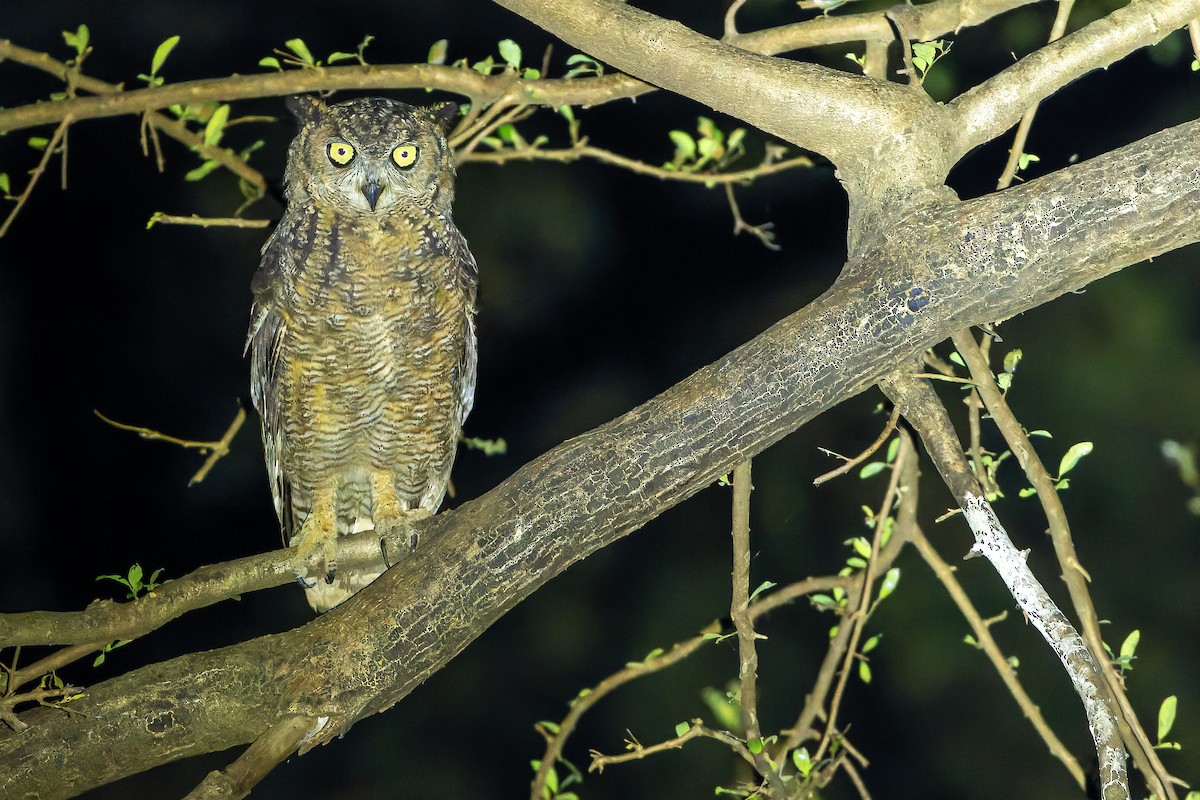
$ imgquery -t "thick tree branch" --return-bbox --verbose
[950,0,1200,157]
[489,0,937,186]
[1,116,1195,798]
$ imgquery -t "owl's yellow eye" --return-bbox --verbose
[392,145,419,169]
[327,142,356,167]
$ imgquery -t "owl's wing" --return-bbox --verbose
[247,234,295,543]
[454,231,480,425]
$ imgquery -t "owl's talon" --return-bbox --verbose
[295,575,318,590]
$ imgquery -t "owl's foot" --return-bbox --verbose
[289,526,338,589]
[377,508,432,568]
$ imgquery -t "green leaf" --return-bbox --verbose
[62,24,90,56]
[792,747,813,778]
[727,128,746,152]
[472,55,496,75]
[1158,695,1178,742]
[203,104,231,146]
[675,721,690,737]
[522,68,541,80]
[545,765,559,794]
[127,563,143,588]
[668,130,696,162]
[1003,348,1023,374]
[185,159,220,182]
[748,580,776,602]
[498,38,522,69]
[1058,441,1094,477]
[28,136,50,151]
[93,651,106,667]
[849,537,872,559]
[150,35,181,76]
[259,56,282,70]
[878,567,901,599]
[1018,486,1037,498]
[949,351,965,366]
[1017,152,1041,172]
[858,660,872,683]
[862,634,881,653]
[1119,629,1140,660]
[747,736,763,754]
[427,39,449,65]
[538,720,560,735]
[564,54,603,78]
[845,556,867,569]
[327,51,357,64]
[286,38,315,65]
[858,461,887,479]
[0,173,9,195]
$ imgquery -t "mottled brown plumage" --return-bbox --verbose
[247,96,477,611]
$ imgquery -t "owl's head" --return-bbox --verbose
[282,95,460,217]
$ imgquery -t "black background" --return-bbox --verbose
[2,1,1199,798]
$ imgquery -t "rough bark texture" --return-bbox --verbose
[2,115,1197,799]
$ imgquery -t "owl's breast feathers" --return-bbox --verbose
[249,202,478,539]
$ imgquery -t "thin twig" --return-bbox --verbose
[723,183,780,250]
[529,622,719,800]
[814,404,900,485]
[0,117,71,239]
[908,523,1086,788]
[148,213,272,229]
[94,406,246,486]
[461,141,814,186]
[589,719,758,773]
[729,461,786,795]
[813,440,908,764]
[723,0,752,41]
[995,0,1076,189]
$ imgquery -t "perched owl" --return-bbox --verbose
[247,95,478,612]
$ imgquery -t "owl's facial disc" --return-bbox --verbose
[362,174,385,212]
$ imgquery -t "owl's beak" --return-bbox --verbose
[362,176,384,211]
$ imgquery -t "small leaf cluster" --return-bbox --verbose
[432,38,543,80]
[96,563,163,601]
[259,36,374,70]
[911,39,953,82]
[664,117,747,174]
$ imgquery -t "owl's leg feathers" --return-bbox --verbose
[290,485,338,588]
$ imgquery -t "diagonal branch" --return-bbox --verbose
[949,0,1200,158]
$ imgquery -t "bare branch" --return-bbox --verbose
[950,0,1200,158]
[0,50,650,134]
[727,0,1036,54]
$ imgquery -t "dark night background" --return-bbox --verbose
[2,1,1199,798]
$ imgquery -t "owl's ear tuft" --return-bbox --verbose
[286,95,326,124]
[425,102,461,137]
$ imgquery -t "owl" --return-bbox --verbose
[246,95,478,612]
